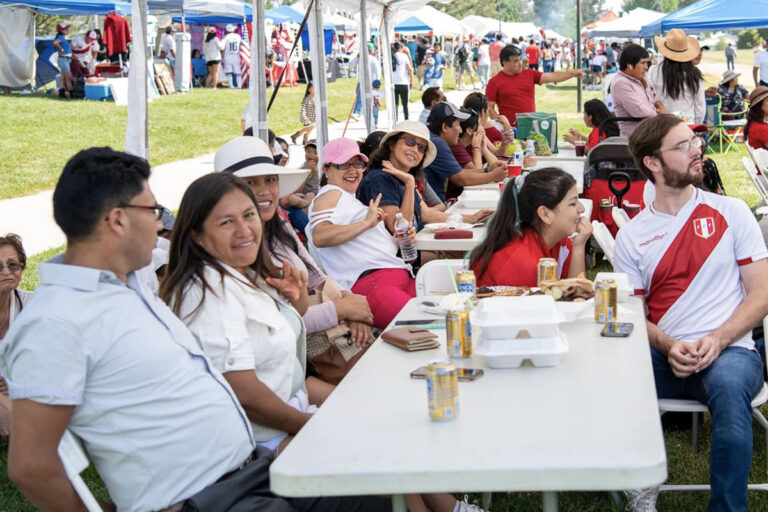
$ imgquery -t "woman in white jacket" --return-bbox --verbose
[647,29,705,124]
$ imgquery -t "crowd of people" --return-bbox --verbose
[5,28,768,512]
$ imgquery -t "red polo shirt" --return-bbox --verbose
[486,68,543,126]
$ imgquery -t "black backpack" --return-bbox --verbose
[70,75,85,99]
[457,44,468,64]
[391,46,398,72]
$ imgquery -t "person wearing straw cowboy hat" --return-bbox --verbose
[713,70,750,116]
[745,86,768,150]
[647,28,706,124]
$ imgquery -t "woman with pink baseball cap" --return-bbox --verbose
[307,138,415,329]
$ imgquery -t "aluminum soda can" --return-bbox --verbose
[537,258,558,286]
[594,279,618,323]
[446,308,472,358]
[426,360,459,421]
[455,270,476,299]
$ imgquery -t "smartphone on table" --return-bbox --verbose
[600,322,634,337]
[410,366,484,381]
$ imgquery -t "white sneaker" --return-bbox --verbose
[624,487,659,512]
[456,495,486,512]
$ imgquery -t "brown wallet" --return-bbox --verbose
[434,228,473,239]
[381,327,440,351]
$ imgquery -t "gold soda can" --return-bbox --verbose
[537,258,558,286]
[446,308,472,358]
[427,360,459,421]
[594,279,618,323]
[456,270,477,299]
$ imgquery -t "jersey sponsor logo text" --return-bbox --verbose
[693,217,715,239]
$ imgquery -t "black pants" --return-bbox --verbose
[394,84,409,121]
[181,447,391,512]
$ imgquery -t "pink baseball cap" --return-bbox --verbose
[322,138,369,166]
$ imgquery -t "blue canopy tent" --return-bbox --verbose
[640,0,768,35]
[394,16,431,33]
[172,2,259,23]
[300,20,334,54]
[0,0,131,14]
[265,5,304,24]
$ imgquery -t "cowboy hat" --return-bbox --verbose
[654,29,700,63]
[720,70,741,86]
[749,86,768,109]
[214,137,310,198]
[379,120,437,168]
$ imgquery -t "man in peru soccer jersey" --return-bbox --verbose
[614,114,768,512]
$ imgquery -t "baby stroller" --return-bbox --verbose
[582,136,647,237]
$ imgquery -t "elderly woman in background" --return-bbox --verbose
[715,70,750,117]
[161,172,331,454]
[0,233,32,436]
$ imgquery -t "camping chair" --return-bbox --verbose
[414,259,465,296]
[741,157,768,218]
[590,221,615,265]
[58,430,103,512]
[705,94,747,155]
[657,317,768,493]
[746,144,768,191]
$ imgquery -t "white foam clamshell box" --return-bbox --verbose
[476,333,569,368]
[457,189,500,209]
[471,295,565,339]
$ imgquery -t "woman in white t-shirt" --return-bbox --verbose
[392,41,413,120]
[203,27,225,88]
[477,40,491,87]
[162,172,332,454]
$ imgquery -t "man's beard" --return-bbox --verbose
[660,156,703,189]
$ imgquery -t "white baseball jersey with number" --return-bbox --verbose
[614,188,767,350]
[222,33,242,73]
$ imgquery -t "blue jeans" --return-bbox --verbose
[726,56,735,71]
[373,105,379,127]
[353,83,362,115]
[477,64,489,86]
[651,344,763,511]
[228,72,241,89]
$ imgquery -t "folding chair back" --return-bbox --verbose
[590,221,615,265]
[58,430,103,512]
[415,259,466,296]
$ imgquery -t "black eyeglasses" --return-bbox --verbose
[117,204,166,220]
[332,161,366,170]
[0,262,23,273]
[402,136,428,153]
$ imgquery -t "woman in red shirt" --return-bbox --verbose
[563,99,618,151]
[470,168,592,287]
[745,86,768,150]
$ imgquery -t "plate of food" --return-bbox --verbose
[422,222,473,233]
[476,285,529,298]
[536,277,595,302]
[418,293,474,315]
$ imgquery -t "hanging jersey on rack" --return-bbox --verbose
[103,12,131,58]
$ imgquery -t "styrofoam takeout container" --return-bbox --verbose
[556,299,593,322]
[476,332,569,368]
[594,272,631,302]
[457,190,500,209]
[471,295,565,339]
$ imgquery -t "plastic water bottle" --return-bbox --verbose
[394,213,418,263]
[514,144,523,167]
[524,139,536,158]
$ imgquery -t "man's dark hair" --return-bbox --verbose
[619,43,649,71]
[611,42,619,49]
[393,41,401,51]
[165,26,173,34]
[53,147,150,241]
[495,34,502,41]
[499,44,522,65]
[427,104,456,136]
[628,114,684,184]
[422,86,443,108]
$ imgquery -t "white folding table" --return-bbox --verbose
[414,202,494,252]
[270,297,667,512]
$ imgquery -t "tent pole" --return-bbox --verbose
[359,0,373,134]
[381,9,396,130]
[125,0,148,159]
[576,0,582,113]
[309,0,329,167]
[251,0,268,143]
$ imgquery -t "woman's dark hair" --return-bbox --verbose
[369,132,428,183]
[263,214,317,277]
[583,98,618,138]
[744,99,766,141]
[304,80,313,98]
[463,92,489,115]
[469,168,576,280]
[459,108,479,135]
[659,59,702,100]
[359,131,387,158]
[619,44,649,71]
[0,234,26,270]
[159,172,278,318]
[205,31,216,43]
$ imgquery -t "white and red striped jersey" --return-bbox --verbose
[614,188,767,350]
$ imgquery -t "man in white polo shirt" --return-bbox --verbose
[0,147,389,512]
[754,39,768,87]
[615,114,768,512]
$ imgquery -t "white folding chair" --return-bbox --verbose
[414,259,465,296]
[741,157,768,217]
[611,207,630,230]
[58,430,103,511]
[657,316,768,492]
[590,220,615,265]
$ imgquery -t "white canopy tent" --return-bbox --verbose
[459,15,538,41]
[584,7,665,38]
[393,5,469,36]
[503,21,538,40]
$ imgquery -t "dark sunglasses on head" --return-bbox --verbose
[402,136,428,153]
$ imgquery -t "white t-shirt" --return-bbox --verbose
[393,52,410,85]
[592,54,607,68]
[478,44,490,66]
[614,188,768,350]
[161,33,175,55]
[755,50,768,83]
[203,37,224,62]
[222,32,242,71]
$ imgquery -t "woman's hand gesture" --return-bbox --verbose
[364,193,386,228]
[382,160,416,187]
[571,215,593,247]
[266,259,308,301]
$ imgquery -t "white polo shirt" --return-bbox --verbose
[614,188,768,350]
[0,258,254,512]
[755,50,768,84]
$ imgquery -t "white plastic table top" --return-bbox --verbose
[270,297,667,511]
[414,202,493,252]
